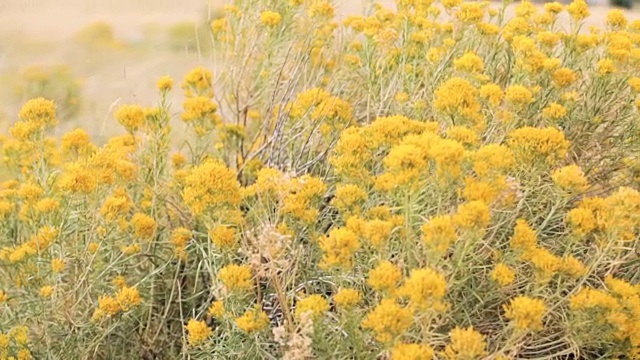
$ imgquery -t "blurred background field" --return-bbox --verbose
[0,0,639,144]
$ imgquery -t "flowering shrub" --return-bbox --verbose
[73,21,120,49]
[0,0,639,359]
[12,65,83,121]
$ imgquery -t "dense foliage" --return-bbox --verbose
[0,0,639,359]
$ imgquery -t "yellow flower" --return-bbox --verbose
[544,2,564,13]
[367,261,402,295]
[537,31,561,47]
[170,227,191,258]
[627,77,640,93]
[218,264,253,292]
[430,139,466,178]
[606,9,627,28]
[560,256,587,278]
[319,227,360,269]
[32,226,59,250]
[454,52,484,73]
[18,97,57,126]
[183,160,241,216]
[57,162,97,194]
[131,213,157,240]
[61,128,94,155]
[477,22,499,36]
[51,258,65,273]
[281,175,327,223]
[0,290,7,303]
[332,184,368,214]
[116,286,142,311]
[308,1,335,18]
[491,263,516,286]
[479,83,503,107]
[566,206,597,237]
[96,295,120,317]
[18,183,43,201]
[333,288,361,310]
[454,201,491,232]
[208,300,224,318]
[39,285,54,298]
[395,91,410,104]
[362,299,413,343]
[35,198,59,214]
[509,219,538,251]
[391,342,435,360]
[10,326,29,345]
[181,66,213,97]
[434,77,480,117]
[551,165,589,193]
[567,0,590,21]
[112,275,127,288]
[181,96,220,127]
[235,305,270,333]
[542,102,567,120]
[88,242,100,254]
[421,215,457,254]
[0,200,13,219]
[544,58,562,71]
[17,349,31,360]
[295,294,329,319]
[597,58,615,75]
[462,177,505,204]
[552,68,577,87]
[472,145,515,178]
[156,75,173,91]
[505,85,534,108]
[209,225,237,250]
[441,0,462,8]
[605,275,637,298]
[363,219,393,247]
[443,327,488,360]
[569,287,619,311]
[507,126,570,165]
[185,319,212,346]
[115,104,145,132]
[381,143,428,187]
[503,296,547,331]
[446,126,479,147]
[398,268,448,312]
[260,10,283,27]
[456,2,485,23]
[171,152,187,169]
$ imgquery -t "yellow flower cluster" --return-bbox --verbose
[235,305,270,333]
[185,319,212,346]
[318,227,360,269]
[295,294,329,319]
[92,286,141,320]
[443,327,488,360]
[260,11,283,27]
[218,264,253,293]
[503,296,547,332]
[361,299,413,343]
[182,160,241,217]
[398,268,448,312]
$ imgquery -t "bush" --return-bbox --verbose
[73,21,120,49]
[12,65,83,121]
[0,1,638,359]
